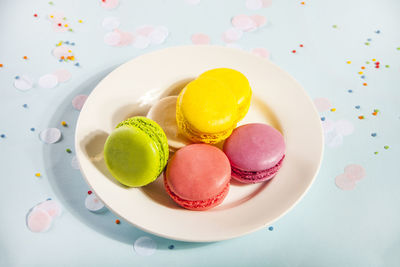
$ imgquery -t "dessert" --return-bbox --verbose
[223,123,285,183]
[104,116,169,187]
[164,144,231,210]
[176,77,238,144]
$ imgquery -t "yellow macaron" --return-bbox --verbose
[199,68,252,121]
[176,77,238,144]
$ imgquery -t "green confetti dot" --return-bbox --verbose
[374,109,379,113]
[68,28,73,32]
[385,65,390,68]
[397,47,400,51]
[66,148,72,153]
[365,42,370,46]
[366,61,370,64]
[374,151,379,155]
[332,25,338,28]
[48,1,54,5]
[63,17,67,20]
[384,145,389,150]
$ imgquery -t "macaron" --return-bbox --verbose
[164,144,231,210]
[223,123,285,184]
[146,96,191,152]
[176,77,238,144]
[200,68,252,121]
[104,116,169,187]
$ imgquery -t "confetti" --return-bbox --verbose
[261,0,272,7]
[71,156,80,170]
[134,237,157,256]
[132,35,150,49]
[322,118,354,147]
[251,48,270,59]
[104,31,122,46]
[363,83,367,86]
[361,75,365,79]
[361,66,365,69]
[222,28,243,43]
[78,20,83,23]
[168,245,175,249]
[102,17,120,31]
[330,108,336,112]
[358,115,364,120]
[321,117,325,121]
[384,145,389,150]
[66,148,72,153]
[191,33,210,45]
[358,71,363,75]
[250,15,267,28]
[231,15,256,31]
[332,25,338,28]
[0,64,3,67]
[34,13,38,17]
[365,42,370,46]
[72,94,88,110]
[35,173,41,177]
[292,50,296,53]
[346,61,351,64]
[61,121,67,127]
[26,200,61,233]
[374,151,378,155]
[301,1,305,5]
[246,0,262,10]
[38,74,58,89]
[39,128,61,144]
[115,29,134,46]
[148,26,169,45]
[88,190,92,195]
[115,219,121,224]
[268,226,274,231]
[335,164,366,190]
[23,104,28,108]
[36,199,62,218]
[14,75,33,91]
[136,25,155,37]
[23,56,28,60]
[100,0,119,10]
[53,69,71,82]
[385,65,390,68]
[30,128,35,131]
[299,44,304,47]
[348,90,353,93]
[371,133,377,137]
[0,134,5,138]
[313,97,332,112]
[85,193,105,212]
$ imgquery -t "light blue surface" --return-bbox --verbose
[1,0,399,266]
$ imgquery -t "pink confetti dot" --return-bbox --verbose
[104,31,122,46]
[27,209,52,233]
[261,0,272,7]
[313,97,332,112]
[72,95,88,110]
[222,28,243,43]
[53,69,71,83]
[100,0,119,10]
[335,173,356,191]
[231,15,256,31]
[52,21,68,33]
[344,164,366,181]
[116,30,135,46]
[252,48,270,59]
[136,25,155,37]
[35,200,61,218]
[250,15,267,28]
[191,33,210,45]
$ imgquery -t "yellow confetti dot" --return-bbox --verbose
[64,24,69,27]
[358,71,363,75]
[78,20,83,23]
[68,50,72,53]
[61,121,67,126]
[50,15,54,18]
[330,108,336,112]
[346,61,351,64]
[372,58,376,62]
[71,56,75,61]
[35,173,41,177]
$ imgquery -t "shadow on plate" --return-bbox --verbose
[43,67,209,249]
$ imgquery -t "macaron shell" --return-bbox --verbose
[231,156,285,183]
[165,144,231,201]
[223,123,285,171]
[104,126,160,187]
[146,96,191,151]
[199,68,252,120]
[178,78,238,134]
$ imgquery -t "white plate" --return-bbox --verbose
[75,46,323,242]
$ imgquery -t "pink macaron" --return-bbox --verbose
[164,144,231,211]
[223,123,285,184]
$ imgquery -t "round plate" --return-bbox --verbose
[75,46,323,242]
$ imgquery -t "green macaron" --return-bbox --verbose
[104,116,169,187]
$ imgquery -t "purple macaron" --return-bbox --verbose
[223,123,285,184]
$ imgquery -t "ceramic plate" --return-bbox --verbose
[75,46,323,242]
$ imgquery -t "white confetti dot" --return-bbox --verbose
[39,128,62,144]
[325,129,343,147]
[14,75,33,91]
[133,35,150,49]
[222,28,243,43]
[71,156,80,170]
[38,74,58,89]
[148,26,169,45]
[72,95,88,110]
[136,25,155,37]
[53,69,71,83]
[134,236,157,256]
[246,0,262,10]
[102,17,120,31]
[85,193,105,212]
[104,31,122,46]
[334,120,354,136]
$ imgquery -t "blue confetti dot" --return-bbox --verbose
[30,128,35,132]
[0,134,5,138]
[375,30,380,34]
[348,89,353,93]
[268,226,274,231]
[59,59,63,62]
[71,42,75,46]
[367,38,372,41]
[47,198,52,201]
[65,41,70,44]
[361,75,365,79]
[23,104,28,108]
[168,245,175,250]
[371,133,377,137]
[15,76,20,79]
[355,105,360,109]
[321,117,325,121]
[75,63,80,67]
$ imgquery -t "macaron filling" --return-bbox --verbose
[231,156,285,183]
[164,176,229,210]
[117,117,168,174]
